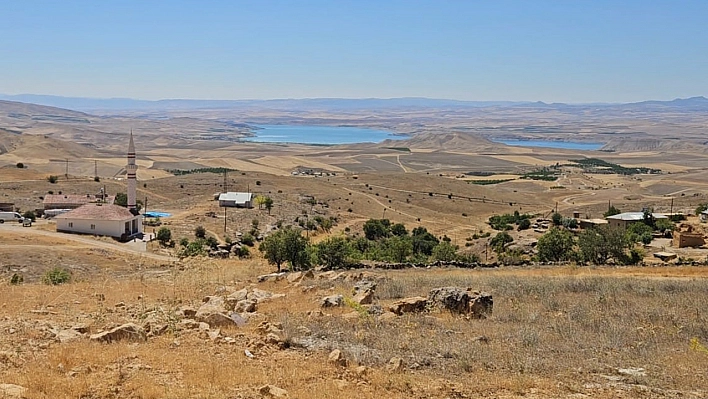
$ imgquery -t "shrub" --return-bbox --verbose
[47,175,58,184]
[43,267,71,285]
[537,228,575,262]
[16,162,24,168]
[22,210,36,222]
[179,237,189,247]
[194,226,206,239]
[518,218,531,230]
[156,227,172,245]
[10,273,23,285]
[94,176,100,182]
[241,233,255,247]
[490,231,514,254]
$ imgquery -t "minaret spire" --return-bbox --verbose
[126,130,138,215]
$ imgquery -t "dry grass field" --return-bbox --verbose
[2,101,708,397]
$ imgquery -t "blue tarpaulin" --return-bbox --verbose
[143,211,171,218]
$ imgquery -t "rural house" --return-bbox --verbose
[605,212,668,229]
[218,192,253,208]
[55,203,142,240]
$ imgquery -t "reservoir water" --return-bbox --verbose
[244,125,404,144]
[495,140,604,150]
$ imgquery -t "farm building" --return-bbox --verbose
[218,192,253,208]
[55,203,142,240]
[605,212,668,229]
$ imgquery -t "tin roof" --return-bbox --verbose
[218,192,253,203]
[606,212,668,221]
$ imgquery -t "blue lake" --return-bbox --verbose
[243,125,404,144]
[495,140,604,150]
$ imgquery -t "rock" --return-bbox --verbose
[389,296,428,315]
[89,323,146,343]
[352,280,376,305]
[355,365,368,377]
[386,357,404,372]
[257,321,283,335]
[321,295,344,308]
[226,288,248,308]
[55,329,83,343]
[234,299,257,313]
[286,271,303,283]
[195,296,236,326]
[366,304,383,315]
[259,384,288,398]
[264,333,283,346]
[0,384,27,398]
[353,290,375,305]
[427,287,493,318]
[257,273,286,283]
[618,367,647,377]
[468,291,493,319]
[179,306,197,318]
[328,349,347,367]
[378,312,398,321]
[198,322,211,331]
[179,319,200,329]
[71,323,90,334]
[248,288,285,303]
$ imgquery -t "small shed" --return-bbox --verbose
[579,219,608,230]
[218,192,253,208]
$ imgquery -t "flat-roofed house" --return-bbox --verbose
[55,203,142,240]
[218,192,253,208]
[606,212,668,229]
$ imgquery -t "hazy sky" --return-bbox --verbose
[2,1,706,103]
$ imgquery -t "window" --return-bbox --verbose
[68,222,73,228]
[90,224,96,230]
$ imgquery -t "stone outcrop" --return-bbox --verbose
[352,280,376,305]
[389,296,428,315]
[259,384,288,398]
[90,323,146,343]
[427,287,493,318]
[321,294,344,308]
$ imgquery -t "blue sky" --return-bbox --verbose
[2,1,706,102]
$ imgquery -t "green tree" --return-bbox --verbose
[156,227,172,245]
[578,226,628,264]
[431,241,458,262]
[194,225,206,239]
[626,222,653,244]
[314,236,351,269]
[264,196,274,215]
[390,223,408,236]
[537,228,575,262]
[655,218,675,233]
[411,226,439,256]
[22,210,36,222]
[518,218,531,230]
[114,193,142,211]
[604,205,622,218]
[259,226,310,272]
[695,203,708,216]
[253,195,266,210]
[490,231,514,254]
[16,162,24,168]
[551,212,563,226]
[363,219,391,240]
[385,235,413,262]
[47,175,58,184]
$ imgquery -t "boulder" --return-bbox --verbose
[197,312,237,327]
[427,287,493,318]
[90,323,146,343]
[179,306,197,318]
[248,288,285,303]
[234,299,257,313]
[0,384,27,398]
[328,349,347,367]
[468,291,493,319]
[257,273,286,283]
[389,296,428,315]
[226,288,248,308]
[259,384,288,398]
[352,280,377,305]
[195,296,238,326]
[320,295,344,308]
[55,329,83,343]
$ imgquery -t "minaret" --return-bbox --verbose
[126,130,139,215]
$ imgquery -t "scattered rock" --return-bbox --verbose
[207,329,221,341]
[179,306,197,318]
[328,349,347,367]
[0,384,27,398]
[257,321,283,335]
[259,384,288,398]
[234,299,257,313]
[195,296,237,326]
[468,291,494,319]
[264,333,284,346]
[197,312,238,327]
[341,311,360,320]
[321,295,344,308]
[226,289,248,308]
[618,367,647,377]
[71,324,90,334]
[89,323,146,343]
[389,296,428,315]
[249,288,285,303]
[55,329,83,343]
[355,365,368,377]
[378,312,397,321]
[257,273,286,283]
[352,280,377,305]
[386,357,404,372]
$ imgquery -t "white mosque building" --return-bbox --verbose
[56,133,143,240]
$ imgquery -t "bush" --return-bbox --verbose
[156,227,172,245]
[47,175,58,184]
[490,231,514,254]
[22,210,36,221]
[179,237,189,247]
[43,267,71,285]
[94,176,100,182]
[518,218,531,230]
[241,233,255,247]
[537,228,575,262]
[16,162,24,168]
[194,225,206,239]
[10,273,23,285]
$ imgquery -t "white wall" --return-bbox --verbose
[56,216,142,238]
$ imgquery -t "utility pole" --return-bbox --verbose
[144,196,148,214]
[224,205,227,234]
[65,159,69,179]
[94,160,98,180]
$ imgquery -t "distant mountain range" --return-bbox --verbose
[0,93,706,113]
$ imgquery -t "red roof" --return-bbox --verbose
[55,203,137,221]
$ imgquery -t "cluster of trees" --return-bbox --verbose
[259,218,477,272]
[488,211,534,231]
